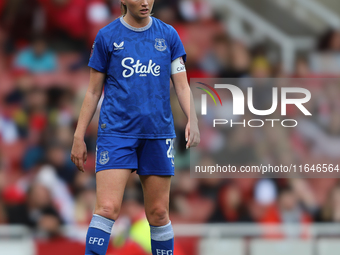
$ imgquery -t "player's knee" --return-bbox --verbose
[147,206,169,226]
[95,203,120,220]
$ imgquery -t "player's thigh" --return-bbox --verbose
[95,169,131,217]
[139,175,172,223]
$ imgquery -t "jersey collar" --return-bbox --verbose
[120,16,153,32]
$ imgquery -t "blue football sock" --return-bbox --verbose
[150,221,174,255]
[85,214,114,255]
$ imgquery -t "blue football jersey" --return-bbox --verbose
[88,16,186,139]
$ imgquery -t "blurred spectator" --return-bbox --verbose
[36,207,63,239]
[45,142,76,184]
[260,185,312,225]
[310,29,340,74]
[38,0,87,40]
[86,0,112,44]
[14,35,57,73]
[290,179,318,217]
[25,87,48,133]
[153,2,179,25]
[5,182,61,228]
[220,40,250,78]
[318,29,340,52]
[315,184,340,222]
[0,113,19,144]
[35,165,75,224]
[198,178,224,199]
[22,145,44,172]
[254,179,278,206]
[1,0,40,53]
[170,172,214,223]
[200,34,230,76]
[38,0,110,48]
[36,209,85,255]
[178,0,213,22]
[250,56,271,79]
[46,87,74,127]
[294,56,311,78]
[209,183,253,222]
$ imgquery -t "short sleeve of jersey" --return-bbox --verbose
[169,26,186,63]
[88,30,109,73]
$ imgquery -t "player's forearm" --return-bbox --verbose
[175,85,198,123]
[74,91,101,139]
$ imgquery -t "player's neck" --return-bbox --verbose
[123,14,151,29]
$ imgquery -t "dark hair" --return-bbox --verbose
[121,3,127,16]
[278,185,293,196]
[318,29,336,51]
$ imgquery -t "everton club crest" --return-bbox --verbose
[99,151,109,165]
[155,38,167,51]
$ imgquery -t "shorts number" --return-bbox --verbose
[166,139,174,158]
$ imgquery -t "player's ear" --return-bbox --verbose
[121,1,127,15]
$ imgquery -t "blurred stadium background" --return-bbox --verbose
[1,0,340,254]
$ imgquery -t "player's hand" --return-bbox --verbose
[185,120,200,149]
[70,136,87,172]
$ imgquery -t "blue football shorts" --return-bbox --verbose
[95,136,175,175]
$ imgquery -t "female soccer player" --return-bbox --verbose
[71,0,200,254]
